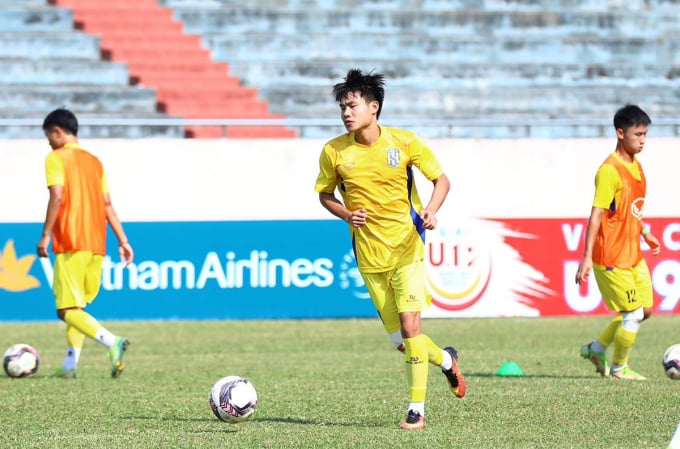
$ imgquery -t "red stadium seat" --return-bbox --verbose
[52,0,296,138]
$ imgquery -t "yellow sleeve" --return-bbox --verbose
[593,163,621,209]
[45,151,64,187]
[409,135,444,180]
[314,145,338,193]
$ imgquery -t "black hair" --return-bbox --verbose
[42,108,79,136]
[332,68,385,119]
[613,104,651,131]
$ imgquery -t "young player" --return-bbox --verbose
[575,104,660,380]
[314,69,466,430]
[37,108,134,379]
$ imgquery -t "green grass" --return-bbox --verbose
[2,315,680,448]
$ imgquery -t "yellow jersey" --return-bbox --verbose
[315,126,444,273]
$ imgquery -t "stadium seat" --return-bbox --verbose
[160,0,680,138]
[52,0,297,138]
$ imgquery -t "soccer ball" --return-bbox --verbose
[663,344,680,380]
[3,344,40,378]
[209,375,258,422]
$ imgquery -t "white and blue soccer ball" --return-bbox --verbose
[663,344,680,380]
[3,344,40,378]
[209,375,258,422]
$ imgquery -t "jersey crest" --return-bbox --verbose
[386,148,400,167]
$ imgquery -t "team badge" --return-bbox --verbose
[386,149,400,167]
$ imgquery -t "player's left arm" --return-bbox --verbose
[420,174,451,230]
[409,136,450,230]
[639,220,661,255]
[104,192,134,266]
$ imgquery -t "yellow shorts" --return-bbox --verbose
[593,258,653,313]
[362,260,428,334]
[53,252,104,310]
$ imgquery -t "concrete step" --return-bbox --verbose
[176,7,680,37]
[72,7,176,23]
[103,48,213,65]
[77,19,184,35]
[203,33,680,65]
[0,59,129,84]
[225,60,680,88]
[98,34,203,52]
[0,31,101,60]
[56,0,161,8]
[126,59,231,77]
[0,85,160,114]
[260,84,680,117]
[153,86,257,100]
[161,0,680,12]
[0,0,47,5]
[160,100,271,117]
[0,113,186,138]
[132,74,241,90]
[0,5,73,32]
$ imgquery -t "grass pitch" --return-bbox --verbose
[2,315,679,449]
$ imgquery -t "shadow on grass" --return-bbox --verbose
[123,415,238,433]
[256,417,387,427]
[123,415,388,428]
[124,415,217,423]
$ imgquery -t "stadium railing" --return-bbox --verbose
[2,117,678,139]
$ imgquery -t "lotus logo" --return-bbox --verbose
[0,240,40,292]
[338,250,370,299]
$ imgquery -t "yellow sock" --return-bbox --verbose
[597,315,623,347]
[404,335,429,403]
[421,334,444,366]
[66,325,85,348]
[612,327,637,366]
[63,309,101,340]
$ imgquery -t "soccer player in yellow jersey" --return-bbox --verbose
[575,104,660,381]
[315,69,465,430]
[36,108,134,379]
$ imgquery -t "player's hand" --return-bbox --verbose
[346,208,367,227]
[119,242,134,266]
[644,232,661,255]
[36,235,50,258]
[575,258,592,285]
[420,209,438,230]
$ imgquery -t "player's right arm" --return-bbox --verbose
[37,152,65,257]
[104,192,134,266]
[315,144,367,227]
[318,192,367,227]
[100,170,133,265]
[575,163,617,284]
[575,206,605,284]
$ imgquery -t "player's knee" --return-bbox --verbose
[621,307,644,332]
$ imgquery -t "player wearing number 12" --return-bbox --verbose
[314,69,465,430]
[37,108,134,379]
[575,104,661,381]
